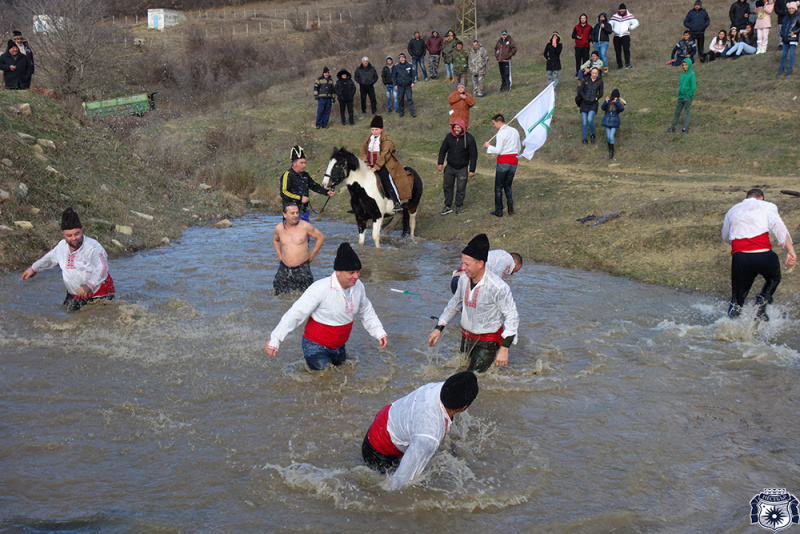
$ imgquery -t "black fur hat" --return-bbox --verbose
[61,207,82,230]
[370,115,383,129]
[334,242,362,271]
[440,371,479,410]
[462,233,490,263]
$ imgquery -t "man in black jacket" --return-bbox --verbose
[0,40,30,90]
[280,146,334,222]
[437,118,477,215]
[392,54,416,117]
[11,31,33,89]
[407,31,428,82]
[730,0,751,30]
[313,67,335,129]
[354,57,378,116]
[684,1,710,60]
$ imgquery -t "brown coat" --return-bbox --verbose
[359,131,413,200]
[447,90,475,128]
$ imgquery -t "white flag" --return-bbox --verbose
[514,82,556,160]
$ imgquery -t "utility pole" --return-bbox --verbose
[456,0,477,41]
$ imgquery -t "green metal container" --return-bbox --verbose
[83,92,158,117]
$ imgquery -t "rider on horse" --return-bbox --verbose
[359,116,411,213]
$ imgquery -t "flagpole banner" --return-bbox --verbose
[515,82,556,160]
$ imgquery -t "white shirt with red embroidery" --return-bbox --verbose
[30,236,112,296]
[267,272,387,352]
[386,381,452,490]
[486,249,515,279]
[721,197,792,246]
[438,269,519,340]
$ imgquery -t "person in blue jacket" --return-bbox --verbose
[684,1,711,60]
[601,89,624,159]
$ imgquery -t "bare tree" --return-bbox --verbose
[15,0,119,96]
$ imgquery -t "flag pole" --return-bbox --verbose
[485,116,520,145]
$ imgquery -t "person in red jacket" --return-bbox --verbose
[572,13,592,77]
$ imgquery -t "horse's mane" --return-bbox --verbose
[331,147,361,173]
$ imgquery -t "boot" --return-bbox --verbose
[507,202,514,215]
[590,134,596,144]
[755,294,770,321]
[608,143,614,159]
[490,208,503,217]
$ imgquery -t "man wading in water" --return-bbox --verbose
[429,234,519,372]
[272,202,326,295]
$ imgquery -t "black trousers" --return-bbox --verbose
[359,84,377,114]
[690,32,705,55]
[575,46,590,75]
[730,250,782,307]
[362,432,400,473]
[613,35,631,68]
[339,100,354,125]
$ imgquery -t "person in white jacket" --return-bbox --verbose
[21,207,115,310]
[362,370,479,490]
[610,3,640,69]
[265,242,388,370]
[721,188,796,321]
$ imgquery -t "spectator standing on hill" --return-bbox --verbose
[731,0,752,30]
[721,188,796,321]
[11,31,33,89]
[777,2,799,75]
[600,88,624,159]
[484,114,521,217]
[451,41,470,89]
[313,67,335,129]
[335,69,357,126]
[448,83,475,127]
[666,58,696,134]
[469,40,489,97]
[592,13,613,73]
[0,39,30,90]
[544,32,563,92]
[667,30,697,65]
[442,30,460,82]
[354,57,378,116]
[393,54,416,118]
[437,118,477,216]
[280,146,334,223]
[684,1,710,61]
[775,0,788,25]
[382,56,398,112]
[495,30,517,92]
[573,14,592,77]
[427,29,443,79]
[610,4,640,70]
[578,67,603,145]
[754,0,775,53]
[408,31,429,82]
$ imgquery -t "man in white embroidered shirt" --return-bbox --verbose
[483,114,521,218]
[362,370,479,490]
[21,207,115,311]
[722,188,796,321]
[429,234,519,372]
[265,242,388,369]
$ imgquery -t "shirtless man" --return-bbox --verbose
[273,203,325,295]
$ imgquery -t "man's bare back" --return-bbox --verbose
[274,205,325,267]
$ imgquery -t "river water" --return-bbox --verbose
[2,215,800,533]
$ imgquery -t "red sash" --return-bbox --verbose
[461,325,504,344]
[303,316,354,349]
[731,233,771,255]
[497,154,518,165]
[367,404,403,457]
[71,275,115,300]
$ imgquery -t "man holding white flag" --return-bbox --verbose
[514,82,556,160]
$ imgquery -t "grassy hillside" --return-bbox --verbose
[3,0,800,305]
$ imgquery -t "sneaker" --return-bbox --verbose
[439,206,453,215]
[755,295,770,321]
[590,134,596,144]
[455,206,465,214]
[616,66,623,70]
[625,64,632,69]
[603,67,609,74]
[425,77,429,81]
[727,303,742,318]
[680,128,688,135]
[411,113,416,117]
[665,127,676,133]
[582,138,588,145]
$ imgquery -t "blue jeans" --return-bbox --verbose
[494,163,516,211]
[301,336,347,370]
[412,55,428,81]
[445,62,454,78]
[606,127,616,144]
[396,84,414,115]
[315,98,332,128]
[594,41,609,68]
[779,43,796,74]
[580,110,597,139]
[384,85,397,111]
[727,41,756,56]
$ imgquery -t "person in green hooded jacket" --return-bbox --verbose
[666,58,696,135]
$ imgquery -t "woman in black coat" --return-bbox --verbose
[578,67,603,144]
[334,69,357,126]
[0,40,30,90]
[543,32,562,92]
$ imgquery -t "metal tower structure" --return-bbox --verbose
[456,0,477,41]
